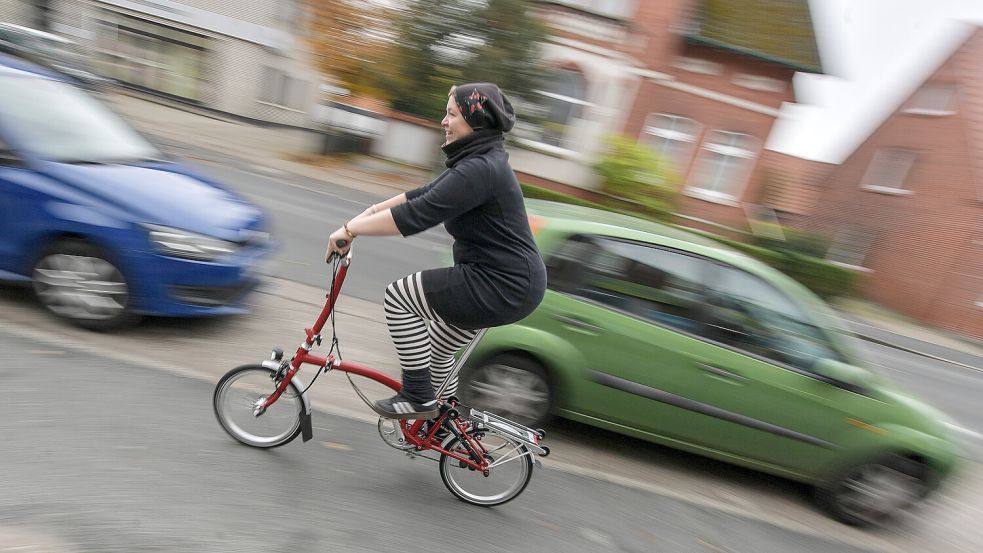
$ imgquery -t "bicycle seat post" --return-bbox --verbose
[434,327,487,400]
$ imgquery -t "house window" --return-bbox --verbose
[92,13,208,102]
[275,0,302,30]
[259,67,306,110]
[825,224,875,270]
[861,148,917,194]
[640,113,702,175]
[518,68,590,149]
[687,130,760,202]
[549,0,636,19]
[903,84,957,115]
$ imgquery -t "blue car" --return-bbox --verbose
[0,55,274,329]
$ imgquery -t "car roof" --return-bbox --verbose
[528,198,816,283]
[0,23,75,44]
[525,198,846,332]
[526,199,727,252]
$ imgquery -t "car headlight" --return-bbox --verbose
[144,224,238,261]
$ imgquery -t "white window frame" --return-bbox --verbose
[672,56,723,76]
[514,68,592,151]
[825,225,875,272]
[258,67,306,111]
[640,113,702,174]
[903,84,957,116]
[686,130,760,204]
[861,148,917,195]
[548,0,637,19]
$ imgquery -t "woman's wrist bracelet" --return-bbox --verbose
[343,221,356,239]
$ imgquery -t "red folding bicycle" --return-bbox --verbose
[212,245,549,506]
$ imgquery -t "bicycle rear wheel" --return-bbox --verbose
[214,364,304,448]
[439,429,533,506]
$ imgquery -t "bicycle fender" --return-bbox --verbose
[292,373,314,442]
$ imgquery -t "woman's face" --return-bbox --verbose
[442,95,473,145]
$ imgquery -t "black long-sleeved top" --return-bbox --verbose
[390,130,546,329]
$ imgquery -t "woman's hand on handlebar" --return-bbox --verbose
[325,225,353,262]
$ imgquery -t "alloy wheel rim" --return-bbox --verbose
[837,463,922,523]
[466,363,549,425]
[33,253,128,321]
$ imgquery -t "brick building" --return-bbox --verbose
[767,23,983,338]
[517,1,980,338]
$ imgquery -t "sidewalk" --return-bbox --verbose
[108,89,983,371]
[106,90,430,198]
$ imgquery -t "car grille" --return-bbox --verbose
[169,282,255,307]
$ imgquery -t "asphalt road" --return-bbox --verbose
[161,137,453,302]
[5,137,978,550]
[0,325,879,553]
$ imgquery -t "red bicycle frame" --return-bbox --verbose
[258,250,491,471]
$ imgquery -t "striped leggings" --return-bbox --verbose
[384,273,478,400]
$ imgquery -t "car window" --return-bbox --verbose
[548,235,706,334]
[704,265,843,371]
[0,74,160,163]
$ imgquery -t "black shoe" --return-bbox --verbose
[372,392,439,420]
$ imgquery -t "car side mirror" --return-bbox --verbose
[813,358,874,390]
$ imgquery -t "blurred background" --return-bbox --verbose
[1,0,983,551]
[4,0,978,338]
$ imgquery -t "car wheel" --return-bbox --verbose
[32,240,137,330]
[459,354,553,428]
[815,453,931,526]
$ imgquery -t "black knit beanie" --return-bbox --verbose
[453,83,516,132]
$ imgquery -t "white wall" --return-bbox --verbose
[372,120,442,169]
[0,0,35,26]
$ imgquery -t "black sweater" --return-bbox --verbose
[390,131,547,329]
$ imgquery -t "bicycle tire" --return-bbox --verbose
[439,428,533,506]
[214,364,304,448]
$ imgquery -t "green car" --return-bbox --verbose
[459,200,958,526]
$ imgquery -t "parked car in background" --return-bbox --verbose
[460,199,959,526]
[0,54,273,329]
[0,22,111,90]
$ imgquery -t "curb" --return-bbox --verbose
[851,332,983,372]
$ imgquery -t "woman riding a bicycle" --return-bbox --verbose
[325,82,547,420]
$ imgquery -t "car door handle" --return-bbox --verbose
[553,314,603,334]
[697,363,747,382]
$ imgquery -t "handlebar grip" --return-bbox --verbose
[335,239,349,249]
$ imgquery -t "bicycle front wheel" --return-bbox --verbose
[214,364,304,448]
[439,429,533,506]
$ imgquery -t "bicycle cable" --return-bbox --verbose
[291,255,343,397]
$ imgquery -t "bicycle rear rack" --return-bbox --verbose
[468,408,550,457]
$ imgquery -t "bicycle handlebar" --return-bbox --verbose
[326,239,351,265]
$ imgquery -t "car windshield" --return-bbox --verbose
[0,74,161,163]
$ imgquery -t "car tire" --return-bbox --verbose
[459,354,553,428]
[31,240,138,330]
[814,453,932,527]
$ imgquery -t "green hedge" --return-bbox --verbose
[686,229,857,298]
[520,183,609,211]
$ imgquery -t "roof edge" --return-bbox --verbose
[682,34,822,74]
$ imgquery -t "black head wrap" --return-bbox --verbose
[453,83,516,132]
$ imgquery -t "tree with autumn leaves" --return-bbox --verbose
[307,0,547,120]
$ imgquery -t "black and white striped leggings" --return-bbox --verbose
[384,273,478,399]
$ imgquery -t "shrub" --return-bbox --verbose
[750,222,831,258]
[691,230,856,298]
[593,135,678,221]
